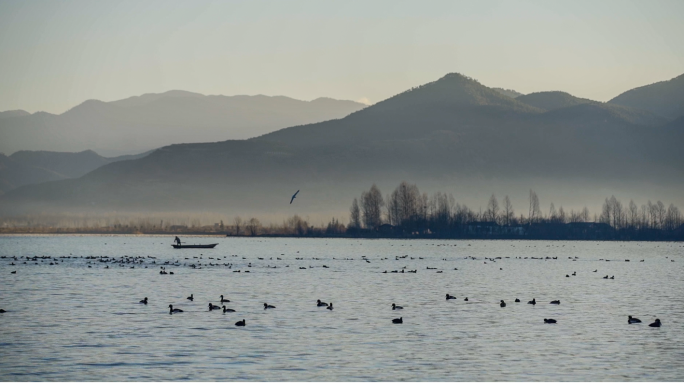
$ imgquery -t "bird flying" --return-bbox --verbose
[290,190,300,204]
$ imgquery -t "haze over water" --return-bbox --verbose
[0,236,683,381]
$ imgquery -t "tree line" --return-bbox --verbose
[346,182,683,240]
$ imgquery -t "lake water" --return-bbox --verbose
[0,235,682,381]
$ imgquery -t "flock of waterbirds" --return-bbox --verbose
[1,241,674,328]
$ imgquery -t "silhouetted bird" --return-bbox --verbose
[550,300,560,305]
[264,303,276,309]
[327,303,333,311]
[0,309,5,313]
[235,319,246,326]
[392,317,403,324]
[528,298,536,305]
[544,318,557,324]
[290,190,300,204]
[446,294,456,300]
[649,319,661,327]
[500,300,506,307]
[317,299,328,307]
[515,298,520,303]
[140,297,148,305]
[168,305,183,314]
[628,316,641,324]
[220,295,230,303]
[187,294,194,301]
[209,303,221,311]
[392,303,403,310]
[222,306,235,313]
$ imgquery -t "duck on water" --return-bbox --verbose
[169,305,183,314]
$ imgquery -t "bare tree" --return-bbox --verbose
[665,204,681,231]
[233,216,243,236]
[389,181,420,227]
[609,196,623,229]
[558,206,566,224]
[502,195,513,226]
[656,201,666,229]
[601,197,612,226]
[349,198,361,229]
[486,194,500,223]
[361,184,384,229]
[287,215,308,235]
[581,206,590,222]
[628,200,638,228]
[549,202,557,222]
[528,190,541,224]
[246,218,261,236]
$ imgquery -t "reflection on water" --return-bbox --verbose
[0,236,682,381]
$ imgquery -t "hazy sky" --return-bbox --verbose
[1,0,683,113]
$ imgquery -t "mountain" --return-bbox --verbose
[516,91,594,111]
[492,88,523,98]
[0,110,30,119]
[257,73,542,147]
[534,102,666,126]
[608,73,684,119]
[0,153,65,195]
[1,73,682,219]
[0,150,151,195]
[0,92,367,156]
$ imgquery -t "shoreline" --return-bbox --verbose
[0,231,681,242]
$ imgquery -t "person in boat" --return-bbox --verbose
[174,236,181,246]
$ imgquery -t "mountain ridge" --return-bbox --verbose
[2,72,682,218]
[609,73,684,119]
[0,92,367,156]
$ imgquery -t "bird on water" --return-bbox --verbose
[649,319,661,327]
[209,303,221,311]
[235,319,246,327]
[392,317,403,324]
[169,305,183,314]
[220,295,230,303]
[264,303,276,309]
[544,318,557,324]
[317,299,328,307]
[528,298,536,305]
[392,303,403,310]
[500,300,506,307]
[140,297,148,305]
[187,294,194,301]
[446,294,456,300]
[222,306,236,313]
[628,316,641,324]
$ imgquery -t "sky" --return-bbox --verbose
[0,0,683,114]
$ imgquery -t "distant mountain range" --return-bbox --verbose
[609,73,684,119]
[0,150,149,195]
[2,72,682,219]
[0,91,367,156]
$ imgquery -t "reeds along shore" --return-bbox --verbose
[1,183,682,241]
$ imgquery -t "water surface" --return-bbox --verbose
[0,236,682,381]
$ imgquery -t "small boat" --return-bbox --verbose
[172,243,218,249]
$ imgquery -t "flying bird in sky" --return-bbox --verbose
[290,190,300,204]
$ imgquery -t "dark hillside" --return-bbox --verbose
[609,73,684,119]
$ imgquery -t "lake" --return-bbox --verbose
[0,235,682,381]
